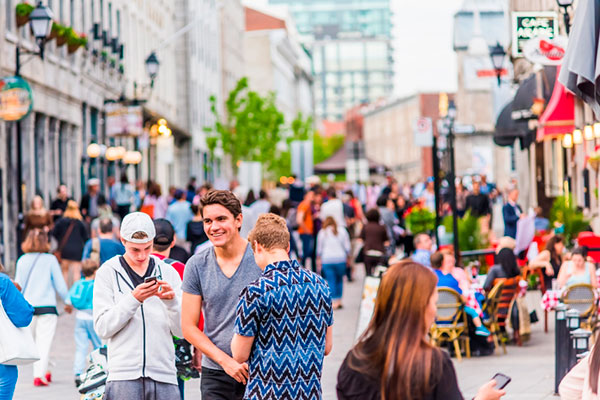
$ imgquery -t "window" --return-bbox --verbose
[6,0,13,31]
[70,0,75,28]
[81,0,86,33]
[108,2,112,36]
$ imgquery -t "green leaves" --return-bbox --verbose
[442,210,488,251]
[550,194,590,245]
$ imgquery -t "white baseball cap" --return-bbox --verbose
[120,212,156,243]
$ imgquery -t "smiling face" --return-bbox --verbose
[202,204,243,248]
[122,240,153,268]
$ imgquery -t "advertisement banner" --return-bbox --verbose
[105,103,143,137]
[511,12,558,57]
[0,76,33,121]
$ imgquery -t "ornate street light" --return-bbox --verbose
[556,0,573,35]
[489,42,506,86]
[145,52,160,85]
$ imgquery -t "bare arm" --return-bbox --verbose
[231,334,255,363]
[181,292,248,383]
[529,250,553,273]
[590,264,598,288]
[325,326,333,356]
[556,263,569,289]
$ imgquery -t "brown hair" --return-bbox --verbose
[248,213,290,252]
[590,344,600,393]
[322,216,338,235]
[545,235,564,265]
[349,261,442,400]
[63,200,83,220]
[429,248,452,270]
[81,259,99,277]
[200,190,242,219]
[131,231,149,240]
[21,229,51,253]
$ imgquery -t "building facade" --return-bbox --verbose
[267,0,394,122]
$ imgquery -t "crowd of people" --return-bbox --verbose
[1,171,597,400]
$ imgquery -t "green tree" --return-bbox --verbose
[204,77,285,176]
[550,194,590,245]
[313,131,345,165]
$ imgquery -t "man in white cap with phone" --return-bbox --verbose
[93,212,183,399]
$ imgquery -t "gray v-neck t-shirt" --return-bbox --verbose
[182,243,261,370]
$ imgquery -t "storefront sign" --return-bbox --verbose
[105,103,143,136]
[0,76,33,121]
[512,12,558,57]
[523,35,568,66]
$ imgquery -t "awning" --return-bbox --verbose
[537,66,575,141]
[314,146,386,175]
[512,66,556,121]
[494,100,534,149]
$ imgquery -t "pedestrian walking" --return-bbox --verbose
[52,200,88,287]
[0,262,34,399]
[249,190,271,216]
[186,205,209,254]
[81,218,125,266]
[90,204,121,239]
[232,213,333,399]
[110,173,135,221]
[15,229,72,387]
[80,178,107,223]
[337,261,505,400]
[24,195,53,238]
[69,259,101,387]
[502,187,523,239]
[141,181,169,219]
[181,190,262,400]
[317,216,351,309]
[359,208,389,276]
[466,181,491,218]
[166,189,194,247]
[49,184,72,222]
[93,212,183,400]
[297,190,316,270]
[321,187,346,229]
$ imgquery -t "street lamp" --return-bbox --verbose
[14,2,53,257]
[445,99,460,258]
[556,0,573,35]
[489,42,506,86]
[145,52,160,86]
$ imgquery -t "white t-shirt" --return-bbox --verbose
[320,198,346,228]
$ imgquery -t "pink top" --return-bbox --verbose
[451,267,470,293]
[560,352,600,400]
[142,195,168,219]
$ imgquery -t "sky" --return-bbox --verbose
[244,0,465,97]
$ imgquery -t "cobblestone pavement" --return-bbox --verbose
[13,271,557,399]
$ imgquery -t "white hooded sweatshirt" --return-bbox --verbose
[93,254,182,385]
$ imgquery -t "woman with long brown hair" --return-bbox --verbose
[337,261,505,400]
[560,342,600,398]
[24,195,53,237]
[317,216,351,309]
[51,200,88,287]
[530,234,565,290]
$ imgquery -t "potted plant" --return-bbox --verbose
[404,202,436,235]
[550,194,590,245]
[67,31,87,54]
[15,2,34,27]
[47,22,62,40]
[56,26,71,47]
[100,50,108,62]
[109,57,116,68]
[118,63,124,74]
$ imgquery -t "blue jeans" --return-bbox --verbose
[300,234,314,268]
[322,262,347,300]
[74,318,102,375]
[0,365,17,400]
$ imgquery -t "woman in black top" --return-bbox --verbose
[52,200,88,287]
[484,244,522,292]
[530,235,564,291]
[337,261,505,400]
[186,205,208,253]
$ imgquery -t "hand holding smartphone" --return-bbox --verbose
[492,373,511,389]
[144,276,158,285]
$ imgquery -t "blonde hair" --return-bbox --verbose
[496,236,516,253]
[63,200,83,220]
[248,213,290,252]
[22,229,51,253]
[322,216,338,235]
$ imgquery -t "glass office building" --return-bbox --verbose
[269,0,394,121]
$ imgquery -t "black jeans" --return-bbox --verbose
[201,367,246,400]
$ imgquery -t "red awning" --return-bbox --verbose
[537,66,575,141]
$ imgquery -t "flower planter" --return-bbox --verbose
[16,14,30,28]
[590,158,600,172]
[67,43,80,54]
[56,35,67,47]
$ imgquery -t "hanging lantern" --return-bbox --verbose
[562,133,573,148]
[573,129,583,145]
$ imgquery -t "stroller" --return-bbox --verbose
[78,346,108,400]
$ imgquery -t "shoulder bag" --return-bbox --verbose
[53,220,76,263]
[0,298,39,365]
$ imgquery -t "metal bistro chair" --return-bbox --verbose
[430,288,470,361]
[562,283,597,333]
[494,277,522,347]
[482,280,505,354]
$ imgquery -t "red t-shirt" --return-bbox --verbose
[153,253,204,330]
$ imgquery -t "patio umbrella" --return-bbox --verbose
[558,0,600,116]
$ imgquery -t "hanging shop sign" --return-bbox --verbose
[511,12,558,58]
[0,76,33,121]
[105,103,143,137]
[523,35,568,66]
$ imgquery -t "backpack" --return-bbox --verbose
[70,280,95,310]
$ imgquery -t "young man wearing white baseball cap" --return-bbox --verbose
[93,212,183,399]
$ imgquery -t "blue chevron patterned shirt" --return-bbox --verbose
[234,259,333,400]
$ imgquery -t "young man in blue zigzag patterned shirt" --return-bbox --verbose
[232,213,334,400]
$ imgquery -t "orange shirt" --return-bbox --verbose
[297,200,314,235]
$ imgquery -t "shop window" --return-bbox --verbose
[544,138,564,198]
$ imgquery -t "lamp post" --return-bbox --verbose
[489,42,506,86]
[14,2,53,256]
[446,100,460,258]
[556,0,573,35]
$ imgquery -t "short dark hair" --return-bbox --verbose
[200,190,242,218]
[366,208,380,223]
[430,252,443,269]
[259,190,267,200]
[327,187,337,199]
[99,218,113,234]
[81,259,99,277]
[376,195,388,207]
[572,246,587,258]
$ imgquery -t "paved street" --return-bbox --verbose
[14,272,557,400]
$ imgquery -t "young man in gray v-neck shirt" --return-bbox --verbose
[182,190,262,400]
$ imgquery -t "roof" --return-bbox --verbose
[314,146,387,174]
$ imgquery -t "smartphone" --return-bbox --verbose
[144,276,157,284]
[492,373,511,389]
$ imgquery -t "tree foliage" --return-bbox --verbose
[442,210,488,252]
[204,77,285,176]
[550,194,590,245]
[313,131,345,165]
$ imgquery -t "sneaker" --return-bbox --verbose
[475,326,491,336]
[75,375,82,387]
[45,372,52,383]
[33,378,48,387]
